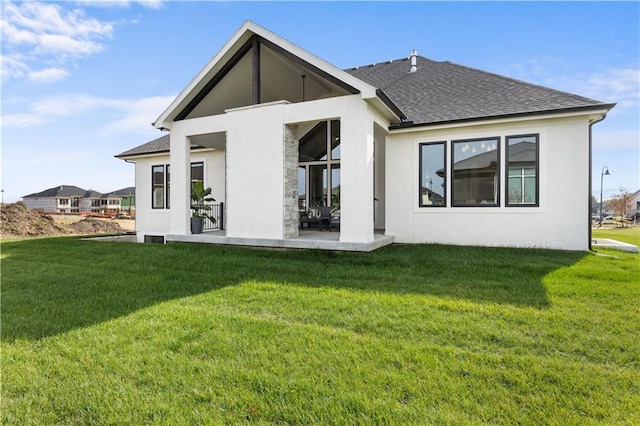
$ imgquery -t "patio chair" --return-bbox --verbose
[319,206,332,231]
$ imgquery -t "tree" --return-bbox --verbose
[607,187,633,217]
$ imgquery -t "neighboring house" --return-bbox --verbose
[630,189,640,218]
[105,187,136,216]
[23,185,86,213]
[116,21,614,251]
[22,185,134,215]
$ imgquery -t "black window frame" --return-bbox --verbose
[152,164,166,209]
[419,141,447,207]
[505,134,539,207]
[153,162,206,210]
[451,137,501,208]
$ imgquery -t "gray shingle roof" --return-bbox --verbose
[23,185,87,198]
[345,56,613,126]
[108,187,136,197]
[119,55,614,157]
[116,134,170,158]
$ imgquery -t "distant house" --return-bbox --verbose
[117,21,614,251]
[631,189,640,218]
[22,185,135,215]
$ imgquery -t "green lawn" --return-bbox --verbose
[593,226,640,246]
[2,237,639,424]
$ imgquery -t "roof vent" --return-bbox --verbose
[409,50,418,73]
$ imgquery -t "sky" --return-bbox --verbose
[1,1,638,203]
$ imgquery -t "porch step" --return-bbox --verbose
[166,232,394,252]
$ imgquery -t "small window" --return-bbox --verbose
[419,142,446,207]
[144,235,165,244]
[166,165,171,209]
[506,135,538,206]
[452,138,500,207]
[152,165,165,209]
[191,162,204,187]
[59,198,69,205]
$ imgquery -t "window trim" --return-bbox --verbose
[505,134,539,207]
[451,137,501,208]
[418,141,447,208]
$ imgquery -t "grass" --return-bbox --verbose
[592,226,640,246]
[2,237,639,424]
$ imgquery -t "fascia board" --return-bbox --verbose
[154,20,379,129]
[115,147,214,161]
[388,107,613,135]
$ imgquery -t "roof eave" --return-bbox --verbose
[115,146,213,161]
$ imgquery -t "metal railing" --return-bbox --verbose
[193,202,224,231]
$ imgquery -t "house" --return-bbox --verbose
[22,185,86,213]
[116,21,614,251]
[630,189,640,219]
[105,187,136,216]
[22,185,134,215]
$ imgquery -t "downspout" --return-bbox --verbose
[588,114,606,251]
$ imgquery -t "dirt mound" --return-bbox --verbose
[1,203,127,238]
[69,218,124,235]
[1,203,69,237]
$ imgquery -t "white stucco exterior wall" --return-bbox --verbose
[225,102,286,239]
[132,150,225,242]
[385,115,593,251]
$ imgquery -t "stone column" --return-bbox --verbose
[283,124,299,239]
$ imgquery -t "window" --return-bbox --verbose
[191,162,203,188]
[506,135,538,206]
[298,120,340,210]
[452,138,500,207]
[152,165,165,209]
[166,165,170,209]
[59,198,69,205]
[152,162,204,210]
[419,142,446,207]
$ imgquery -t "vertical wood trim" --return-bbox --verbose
[252,39,260,104]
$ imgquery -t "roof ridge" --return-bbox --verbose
[344,57,409,71]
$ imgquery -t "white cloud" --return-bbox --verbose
[0,1,138,83]
[103,95,175,134]
[1,93,175,135]
[592,128,640,152]
[28,67,70,83]
[500,60,640,111]
[0,53,29,80]
[574,68,640,108]
[76,1,165,10]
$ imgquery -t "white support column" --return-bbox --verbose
[169,129,191,235]
[340,106,375,243]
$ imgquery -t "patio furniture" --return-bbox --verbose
[319,206,333,231]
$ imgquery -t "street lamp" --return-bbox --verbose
[599,166,610,227]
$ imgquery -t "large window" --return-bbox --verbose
[419,142,446,207]
[452,138,500,207]
[506,135,538,206]
[298,120,340,210]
